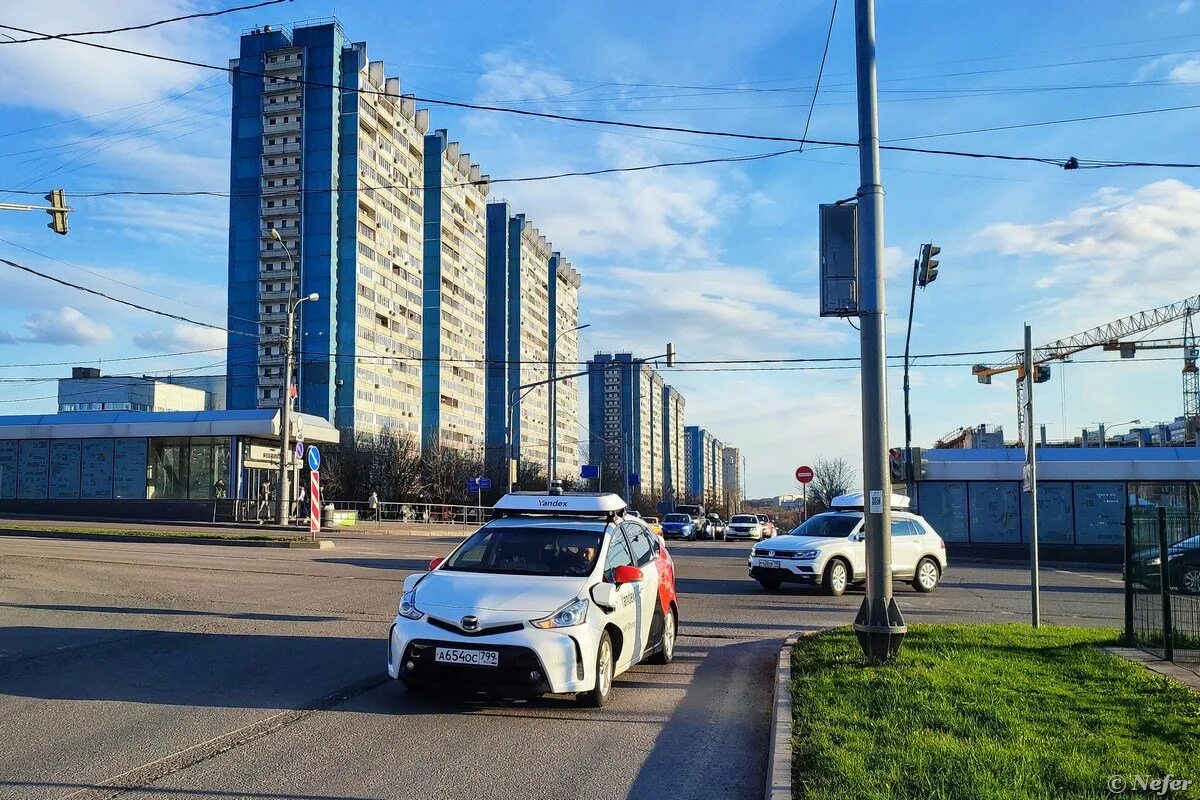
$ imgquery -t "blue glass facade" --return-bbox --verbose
[420,130,447,449]
[483,201,511,474]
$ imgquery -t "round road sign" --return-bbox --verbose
[795,465,814,484]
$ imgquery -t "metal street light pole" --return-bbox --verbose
[549,322,590,490]
[1024,324,1040,628]
[276,291,319,525]
[852,0,906,663]
[903,252,919,508]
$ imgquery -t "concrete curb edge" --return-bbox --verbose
[0,529,334,549]
[766,634,798,800]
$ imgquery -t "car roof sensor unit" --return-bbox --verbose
[493,492,628,520]
[830,492,912,511]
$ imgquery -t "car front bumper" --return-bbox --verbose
[726,528,761,539]
[388,617,599,695]
[748,556,821,584]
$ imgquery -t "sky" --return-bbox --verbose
[0,0,1198,496]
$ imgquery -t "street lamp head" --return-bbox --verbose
[574,323,592,333]
[268,228,283,243]
[307,292,320,302]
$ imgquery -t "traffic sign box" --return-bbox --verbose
[795,465,814,484]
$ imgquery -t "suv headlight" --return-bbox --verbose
[531,597,589,630]
[398,589,424,620]
[797,550,819,560]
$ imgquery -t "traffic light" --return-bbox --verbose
[911,447,930,481]
[917,242,941,287]
[44,189,69,235]
[1034,365,1051,383]
[888,448,903,481]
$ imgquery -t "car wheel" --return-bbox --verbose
[757,578,782,592]
[1181,566,1200,595]
[912,557,941,593]
[400,679,431,696]
[579,631,614,708]
[648,606,677,665]
[822,559,849,597]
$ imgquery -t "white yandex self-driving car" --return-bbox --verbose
[387,491,679,708]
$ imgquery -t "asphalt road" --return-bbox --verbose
[0,532,1123,800]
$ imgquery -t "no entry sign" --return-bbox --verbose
[795,465,814,484]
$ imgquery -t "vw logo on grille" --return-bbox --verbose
[460,615,480,632]
[767,550,775,557]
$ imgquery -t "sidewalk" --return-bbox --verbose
[0,514,475,538]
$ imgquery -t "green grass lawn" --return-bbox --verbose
[791,625,1200,800]
[0,523,308,542]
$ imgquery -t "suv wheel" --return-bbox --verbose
[647,607,676,664]
[1181,566,1200,595]
[822,558,849,597]
[912,557,941,593]
[757,577,782,592]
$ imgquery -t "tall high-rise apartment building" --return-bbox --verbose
[421,129,489,450]
[685,425,720,506]
[722,445,742,510]
[226,22,430,436]
[485,203,583,480]
[588,353,667,500]
[662,385,685,503]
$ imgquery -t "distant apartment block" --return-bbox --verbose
[685,425,726,506]
[550,252,582,481]
[722,445,742,509]
[588,353,668,498]
[661,385,685,503]
[421,129,489,450]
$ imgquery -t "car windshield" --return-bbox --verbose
[731,515,758,524]
[756,515,769,522]
[787,514,860,538]
[664,514,689,523]
[441,525,604,577]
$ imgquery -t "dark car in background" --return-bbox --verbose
[1129,534,1200,595]
[706,514,726,541]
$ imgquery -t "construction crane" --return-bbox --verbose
[971,294,1200,443]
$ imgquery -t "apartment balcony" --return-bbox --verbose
[264,119,301,135]
[259,264,298,280]
[264,96,301,113]
[259,286,294,301]
[262,141,301,156]
[260,180,298,197]
[258,240,300,257]
[262,160,300,176]
[264,54,302,73]
[260,201,298,217]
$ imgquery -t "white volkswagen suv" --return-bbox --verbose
[387,492,680,708]
[747,494,947,596]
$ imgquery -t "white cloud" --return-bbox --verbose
[0,1,219,116]
[974,179,1200,334]
[476,50,579,104]
[1179,0,1194,13]
[22,306,113,345]
[1168,59,1200,82]
[132,323,225,353]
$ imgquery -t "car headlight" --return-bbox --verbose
[530,597,589,630]
[797,550,819,559]
[1147,557,1162,567]
[398,589,424,620]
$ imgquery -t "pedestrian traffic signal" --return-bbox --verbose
[888,448,904,481]
[917,242,940,287]
[44,189,69,235]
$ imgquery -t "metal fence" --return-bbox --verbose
[1125,506,1200,663]
[215,499,491,528]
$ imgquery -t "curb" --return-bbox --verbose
[0,530,334,549]
[766,634,799,800]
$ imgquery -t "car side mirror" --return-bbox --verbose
[591,582,618,611]
[428,556,444,570]
[613,565,643,585]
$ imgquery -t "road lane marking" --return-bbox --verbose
[55,673,389,800]
[1052,569,1124,585]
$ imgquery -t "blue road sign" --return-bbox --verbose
[477,477,492,490]
[306,445,321,472]
[581,464,600,479]
[294,440,305,460]
[629,472,640,487]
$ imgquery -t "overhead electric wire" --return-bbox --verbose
[2,22,1188,170]
[797,0,838,154]
[0,0,293,44]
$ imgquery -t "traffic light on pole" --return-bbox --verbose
[917,242,940,287]
[888,448,903,481]
[44,189,69,235]
[911,447,930,481]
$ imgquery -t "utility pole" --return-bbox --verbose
[276,292,319,525]
[1024,323,1041,628]
[851,0,907,663]
[903,252,918,505]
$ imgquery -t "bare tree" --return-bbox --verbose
[808,456,855,510]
